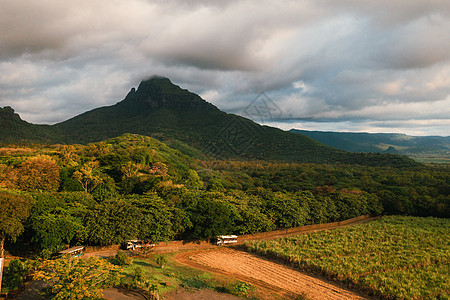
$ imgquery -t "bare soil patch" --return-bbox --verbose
[176,248,371,300]
[102,287,147,300]
[164,289,241,300]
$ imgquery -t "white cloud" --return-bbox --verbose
[0,0,448,135]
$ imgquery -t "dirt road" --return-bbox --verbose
[80,215,377,259]
[153,215,378,253]
[175,248,370,300]
[238,214,378,243]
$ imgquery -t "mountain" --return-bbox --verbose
[55,76,222,145]
[0,76,417,166]
[290,129,450,161]
[0,106,62,144]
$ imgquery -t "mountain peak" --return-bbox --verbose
[135,76,178,97]
[138,75,172,90]
[0,106,22,121]
[119,75,217,112]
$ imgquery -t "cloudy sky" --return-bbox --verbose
[1,0,449,136]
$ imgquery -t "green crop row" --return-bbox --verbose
[244,216,450,299]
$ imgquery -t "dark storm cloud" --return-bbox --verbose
[0,0,449,135]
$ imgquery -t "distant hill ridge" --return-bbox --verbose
[290,129,450,160]
[0,106,59,143]
[0,76,418,167]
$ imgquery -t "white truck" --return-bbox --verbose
[216,235,238,246]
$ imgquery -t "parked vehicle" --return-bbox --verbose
[58,246,85,258]
[125,240,155,251]
[216,235,238,246]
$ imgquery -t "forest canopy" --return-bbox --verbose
[0,134,448,255]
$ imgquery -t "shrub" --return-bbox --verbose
[2,259,30,293]
[110,250,132,266]
[155,255,168,269]
[232,281,252,296]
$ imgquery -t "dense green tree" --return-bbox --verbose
[27,192,91,252]
[185,196,239,240]
[84,198,140,245]
[109,250,132,266]
[30,214,85,253]
[222,189,275,234]
[169,207,192,238]
[73,161,103,194]
[84,193,175,245]
[0,190,33,250]
[184,170,203,190]
[1,258,30,293]
[378,189,414,215]
[264,192,308,228]
[129,193,175,243]
[237,206,275,234]
[59,167,84,192]
[99,152,130,181]
[91,175,119,201]
[206,177,225,191]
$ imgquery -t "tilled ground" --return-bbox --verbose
[176,248,371,300]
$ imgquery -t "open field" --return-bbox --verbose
[176,248,370,299]
[244,216,450,299]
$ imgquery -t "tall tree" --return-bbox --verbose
[130,193,175,243]
[84,198,140,245]
[73,161,102,193]
[17,155,61,191]
[0,189,33,292]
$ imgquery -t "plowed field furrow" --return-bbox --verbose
[237,261,294,282]
[177,249,369,300]
[193,250,304,285]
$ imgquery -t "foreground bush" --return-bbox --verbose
[35,256,122,300]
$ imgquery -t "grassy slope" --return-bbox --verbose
[119,253,267,299]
